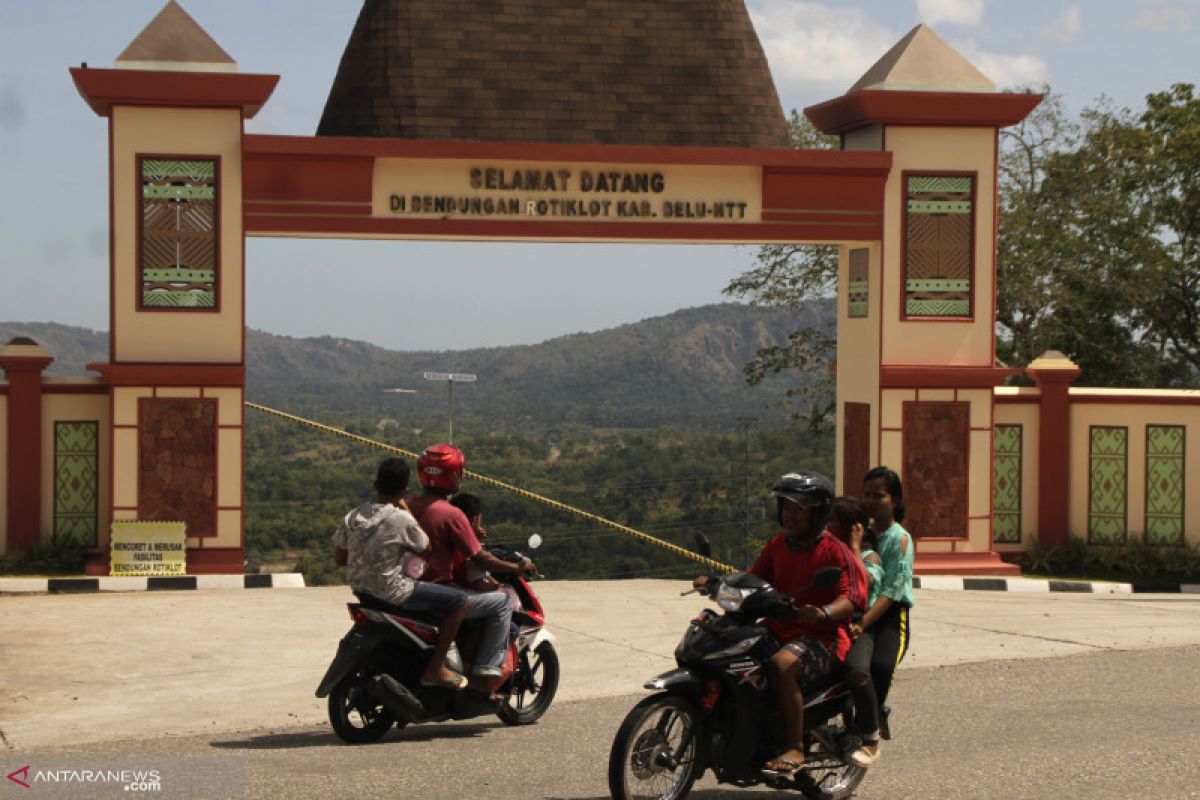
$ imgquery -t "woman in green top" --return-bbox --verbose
[842,467,914,769]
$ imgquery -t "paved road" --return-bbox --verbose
[11,643,1200,799]
[3,584,1200,798]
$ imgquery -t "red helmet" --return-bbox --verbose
[417,444,465,491]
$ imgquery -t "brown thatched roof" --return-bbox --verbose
[317,0,789,147]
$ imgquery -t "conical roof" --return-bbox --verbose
[116,1,236,72]
[317,0,789,147]
[848,24,993,94]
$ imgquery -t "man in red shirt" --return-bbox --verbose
[749,471,867,777]
[407,445,536,694]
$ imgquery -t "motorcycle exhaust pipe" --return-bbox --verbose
[367,674,423,722]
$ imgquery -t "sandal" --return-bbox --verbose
[762,757,804,778]
[419,673,468,691]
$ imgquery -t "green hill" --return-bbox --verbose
[3,302,832,431]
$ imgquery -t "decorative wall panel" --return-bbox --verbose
[1088,426,1127,544]
[139,398,217,537]
[140,158,217,309]
[1145,425,1184,546]
[54,421,99,546]
[842,402,871,495]
[903,401,969,538]
[904,175,973,317]
[992,424,1022,543]
[848,248,869,318]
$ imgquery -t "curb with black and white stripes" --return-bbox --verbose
[913,575,1200,594]
[0,574,305,593]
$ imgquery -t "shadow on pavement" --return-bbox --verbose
[209,721,499,750]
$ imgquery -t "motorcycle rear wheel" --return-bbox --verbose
[327,658,401,744]
[608,694,703,800]
[497,640,560,726]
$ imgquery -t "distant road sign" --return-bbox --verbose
[423,372,477,382]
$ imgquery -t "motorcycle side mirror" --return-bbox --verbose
[527,533,543,550]
[811,566,842,589]
[693,532,712,559]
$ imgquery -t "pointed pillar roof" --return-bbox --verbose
[804,23,1039,134]
[115,0,237,73]
[71,1,276,118]
[849,24,994,94]
[316,0,789,147]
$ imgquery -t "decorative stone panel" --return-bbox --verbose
[141,158,217,309]
[54,421,99,546]
[138,398,217,537]
[1145,425,1184,546]
[1088,426,1127,544]
[848,248,869,318]
[904,175,973,318]
[903,401,969,538]
[992,424,1022,543]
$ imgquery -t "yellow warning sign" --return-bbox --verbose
[110,521,187,576]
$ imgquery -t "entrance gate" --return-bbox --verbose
[51,7,1042,574]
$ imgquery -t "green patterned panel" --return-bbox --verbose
[142,290,216,308]
[907,176,972,193]
[142,269,217,283]
[906,200,971,214]
[1089,426,1127,544]
[54,421,99,547]
[906,279,972,292]
[142,184,215,200]
[1145,425,1185,546]
[905,299,971,316]
[992,425,1022,544]
[142,160,216,179]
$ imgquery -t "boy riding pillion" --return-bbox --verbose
[332,457,469,690]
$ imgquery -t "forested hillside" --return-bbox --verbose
[2,303,836,581]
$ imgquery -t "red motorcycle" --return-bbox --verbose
[316,539,558,742]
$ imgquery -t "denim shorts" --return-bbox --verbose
[402,581,467,615]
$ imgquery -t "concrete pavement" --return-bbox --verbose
[2,581,1199,751]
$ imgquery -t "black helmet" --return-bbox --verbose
[771,471,834,536]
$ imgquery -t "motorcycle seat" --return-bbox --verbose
[352,593,445,626]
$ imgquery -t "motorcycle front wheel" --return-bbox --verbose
[608,694,703,800]
[497,640,559,726]
[327,657,400,744]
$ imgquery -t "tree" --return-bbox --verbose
[734,86,1200,397]
[1001,85,1199,386]
[723,111,840,426]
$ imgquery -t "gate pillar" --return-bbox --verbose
[71,3,277,573]
[809,25,1039,573]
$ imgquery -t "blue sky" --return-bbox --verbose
[0,0,1194,351]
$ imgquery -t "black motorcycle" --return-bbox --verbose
[316,540,558,743]
[608,547,866,800]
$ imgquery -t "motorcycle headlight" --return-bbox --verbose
[716,583,753,612]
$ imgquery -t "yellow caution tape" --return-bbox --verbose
[244,401,736,572]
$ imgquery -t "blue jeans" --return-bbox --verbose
[463,589,513,676]
[401,581,468,616]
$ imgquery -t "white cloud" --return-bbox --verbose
[1128,5,1193,32]
[747,1,899,99]
[1045,5,1082,42]
[916,0,984,28]
[955,40,1050,89]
